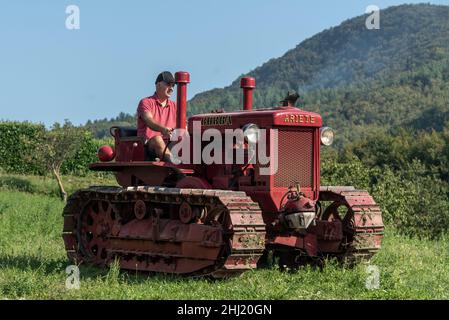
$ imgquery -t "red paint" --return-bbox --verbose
[240,77,255,111]
[175,176,212,189]
[175,71,190,130]
[97,145,115,162]
[268,233,317,257]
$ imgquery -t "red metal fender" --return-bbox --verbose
[175,176,212,189]
[267,233,317,256]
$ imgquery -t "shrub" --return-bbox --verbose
[321,157,449,239]
[0,121,112,177]
[373,160,449,239]
[0,122,45,175]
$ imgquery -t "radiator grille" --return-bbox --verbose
[274,129,314,188]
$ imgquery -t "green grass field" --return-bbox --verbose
[1,173,448,299]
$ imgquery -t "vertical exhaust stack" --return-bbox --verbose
[175,71,190,129]
[240,77,256,111]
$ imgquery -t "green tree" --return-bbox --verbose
[29,121,86,201]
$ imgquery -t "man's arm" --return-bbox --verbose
[141,112,172,136]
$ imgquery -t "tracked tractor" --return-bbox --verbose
[62,72,384,277]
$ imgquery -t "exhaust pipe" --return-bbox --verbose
[240,77,256,111]
[175,71,190,129]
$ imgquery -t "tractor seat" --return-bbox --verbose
[110,126,137,138]
[110,126,161,161]
[117,127,137,137]
[110,126,173,161]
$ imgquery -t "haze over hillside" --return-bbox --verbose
[188,4,449,143]
[86,4,449,146]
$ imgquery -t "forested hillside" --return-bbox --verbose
[85,5,449,142]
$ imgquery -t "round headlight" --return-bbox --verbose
[320,127,334,146]
[242,123,260,144]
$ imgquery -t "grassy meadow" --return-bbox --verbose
[0,173,449,300]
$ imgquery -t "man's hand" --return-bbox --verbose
[162,127,174,137]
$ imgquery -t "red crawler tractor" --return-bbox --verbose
[62,71,384,277]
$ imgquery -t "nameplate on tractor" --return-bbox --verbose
[284,114,316,124]
[201,115,232,126]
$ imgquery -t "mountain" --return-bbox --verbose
[188,4,449,147]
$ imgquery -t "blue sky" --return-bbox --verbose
[1,0,448,126]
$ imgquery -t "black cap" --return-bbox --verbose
[155,71,175,85]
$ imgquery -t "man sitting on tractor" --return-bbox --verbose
[137,71,176,162]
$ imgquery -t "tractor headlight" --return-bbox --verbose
[320,127,334,146]
[242,123,260,144]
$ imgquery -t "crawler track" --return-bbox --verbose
[62,186,266,278]
[319,186,384,262]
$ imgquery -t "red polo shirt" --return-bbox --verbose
[137,93,177,140]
